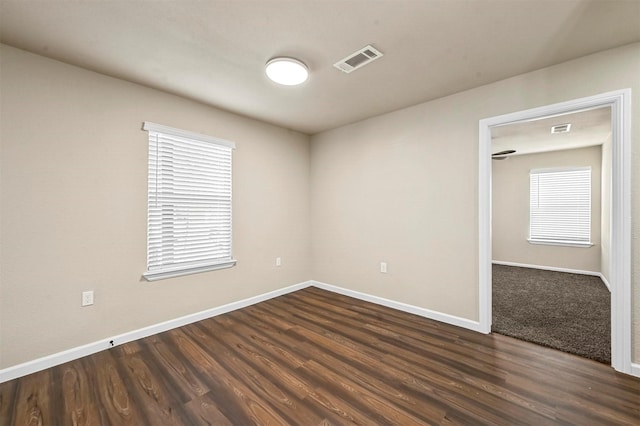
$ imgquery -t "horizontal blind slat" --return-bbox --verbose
[529,168,591,243]
[146,126,234,276]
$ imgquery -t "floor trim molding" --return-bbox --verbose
[492,260,611,292]
[600,274,612,292]
[4,279,633,383]
[312,280,483,333]
[492,260,600,277]
[0,280,483,383]
[0,281,313,383]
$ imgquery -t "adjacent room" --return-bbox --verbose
[1,1,639,424]
[491,107,612,364]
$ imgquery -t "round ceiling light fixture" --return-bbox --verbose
[265,57,309,86]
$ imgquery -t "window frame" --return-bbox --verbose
[528,166,593,248]
[143,122,236,281]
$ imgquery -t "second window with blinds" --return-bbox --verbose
[529,167,592,247]
[143,122,236,281]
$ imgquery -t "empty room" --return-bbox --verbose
[1,1,639,425]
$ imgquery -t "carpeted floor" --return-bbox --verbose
[492,264,610,364]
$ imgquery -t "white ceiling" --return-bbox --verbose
[491,106,612,157]
[1,0,639,134]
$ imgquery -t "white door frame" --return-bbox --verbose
[478,89,632,375]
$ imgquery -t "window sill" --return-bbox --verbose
[143,260,237,281]
[527,239,593,248]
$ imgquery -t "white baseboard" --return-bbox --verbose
[311,280,483,333]
[3,278,631,383]
[492,260,611,292]
[492,260,600,276]
[599,274,611,292]
[0,281,313,384]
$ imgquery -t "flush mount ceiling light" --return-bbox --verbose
[265,57,308,86]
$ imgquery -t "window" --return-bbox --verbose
[143,122,236,281]
[529,167,592,247]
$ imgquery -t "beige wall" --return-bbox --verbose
[0,45,311,368]
[310,42,640,360]
[310,105,479,319]
[2,41,640,370]
[492,146,602,272]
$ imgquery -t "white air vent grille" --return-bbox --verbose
[333,45,383,74]
[551,123,572,133]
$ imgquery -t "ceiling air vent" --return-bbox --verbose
[551,123,571,134]
[333,45,383,74]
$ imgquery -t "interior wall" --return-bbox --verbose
[492,146,602,273]
[0,45,311,369]
[2,42,640,371]
[310,42,640,361]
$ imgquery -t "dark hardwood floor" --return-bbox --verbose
[1,287,639,425]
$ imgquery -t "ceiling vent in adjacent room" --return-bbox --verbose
[551,123,571,134]
[333,45,383,73]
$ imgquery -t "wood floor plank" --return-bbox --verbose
[298,359,434,426]
[234,312,444,417]
[273,296,557,420]
[142,334,210,401]
[0,378,17,425]
[193,320,329,425]
[212,312,441,425]
[118,352,191,424]
[261,298,560,425]
[171,326,292,425]
[82,349,146,425]
[209,312,388,425]
[10,369,55,425]
[234,308,452,423]
[288,316,533,425]
[183,391,233,426]
[2,287,639,425]
[204,316,315,400]
[288,293,509,381]
[56,359,103,425]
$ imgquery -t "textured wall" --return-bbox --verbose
[2,41,639,370]
[310,43,640,361]
[493,146,603,273]
[0,45,311,368]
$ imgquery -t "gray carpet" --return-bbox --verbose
[492,264,610,364]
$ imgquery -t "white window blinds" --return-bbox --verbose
[143,122,236,281]
[529,167,591,246]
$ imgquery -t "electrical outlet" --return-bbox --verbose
[380,262,387,273]
[82,290,94,306]
[276,257,282,267]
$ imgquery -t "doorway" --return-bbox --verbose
[478,90,632,374]
[490,107,611,362]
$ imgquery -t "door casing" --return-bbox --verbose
[478,89,632,375]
